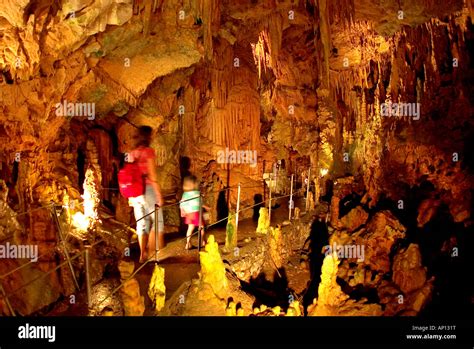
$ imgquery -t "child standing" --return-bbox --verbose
[179,175,208,250]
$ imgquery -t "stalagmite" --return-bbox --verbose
[307,191,315,211]
[256,208,270,235]
[294,207,300,220]
[118,261,145,316]
[224,212,237,253]
[308,253,382,316]
[82,165,101,230]
[199,235,228,298]
[268,226,283,269]
[148,265,166,312]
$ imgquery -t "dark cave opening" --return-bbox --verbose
[216,190,229,227]
[76,147,86,195]
[372,181,473,316]
[252,193,264,221]
[302,218,329,313]
[241,268,292,311]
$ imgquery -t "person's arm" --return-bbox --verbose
[146,157,163,207]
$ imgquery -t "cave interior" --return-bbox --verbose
[0,0,473,318]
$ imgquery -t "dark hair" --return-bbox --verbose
[136,126,153,147]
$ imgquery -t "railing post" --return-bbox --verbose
[305,168,311,212]
[235,183,241,235]
[51,202,80,290]
[0,281,15,316]
[84,245,92,309]
[268,176,272,223]
[198,194,203,252]
[289,174,294,220]
[275,164,279,194]
[263,160,267,202]
[154,204,159,261]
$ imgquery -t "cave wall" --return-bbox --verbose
[320,2,473,225]
[2,0,471,222]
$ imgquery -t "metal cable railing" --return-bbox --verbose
[0,173,312,315]
[1,174,298,263]
[1,174,301,274]
[0,191,208,281]
[0,180,255,281]
[93,186,306,309]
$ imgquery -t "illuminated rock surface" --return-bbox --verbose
[198,235,228,298]
[224,213,237,253]
[308,254,383,316]
[268,226,283,269]
[148,264,166,313]
[0,0,472,316]
[118,260,144,316]
[256,207,270,235]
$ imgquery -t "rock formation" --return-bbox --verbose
[118,260,144,316]
[256,207,270,235]
[148,264,166,313]
[308,254,383,316]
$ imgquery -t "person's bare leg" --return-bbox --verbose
[185,224,194,250]
[139,234,149,262]
[158,231,165,249]
[147,227,157,258]
[199,227,206,248]
[148,208,164,257]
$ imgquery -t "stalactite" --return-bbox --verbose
[327,0,354,28]
[250,35,266,77]
[317,0,331,89]
[143,0,153,35]
[327,4,472,209]
[267,13,282,70]
[93,67,139,107]
[200,0,220,61]
[203,44,260,160]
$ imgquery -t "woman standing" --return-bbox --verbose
[129,126,164,262]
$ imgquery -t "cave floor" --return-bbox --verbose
[134,195,311,315]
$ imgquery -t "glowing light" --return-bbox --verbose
[81,166,101,230]
[320,168,329,177]
[72,212,89,231]
[251,31,271,79]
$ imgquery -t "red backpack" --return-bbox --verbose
[118,156,145,198]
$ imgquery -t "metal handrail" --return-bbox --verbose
[0,174,312,314]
